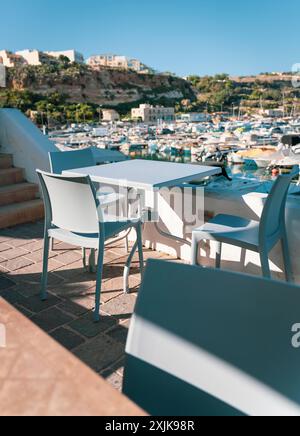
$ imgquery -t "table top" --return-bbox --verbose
[63,159,222,189]
[0,298,145,416]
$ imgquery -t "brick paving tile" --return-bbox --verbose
[0,243,12,253]
[53,251,83,266]
[57,297,95,317]
[69,312,117,339]
[106,320,130,345]
[0,247,30,261]
[20,240,44,253]
[2,237,36,249]
[23,250,58,263]
[74,334,124,373]
[18,293,62,314]
[12,283,41,298]
[0,257,34,272]
[31,307,74,332]
[101,293,137,319]
[50,327,85,351]
[0,275,16,291]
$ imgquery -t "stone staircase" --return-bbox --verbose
[0,153,44,229]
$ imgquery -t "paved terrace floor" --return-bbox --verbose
[0,221,173,392]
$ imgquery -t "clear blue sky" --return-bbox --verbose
[0,0,299,76]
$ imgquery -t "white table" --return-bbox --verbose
[64,159,221,190]
[64,159,221,236]
[64,160,221,288]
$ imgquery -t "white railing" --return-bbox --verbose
[0,108,57,183]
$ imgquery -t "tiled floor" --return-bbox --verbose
[0,221,172,391]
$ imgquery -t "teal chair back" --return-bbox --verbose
[124,259,300,416]
[49,148,95,174]
[259,165,299,248]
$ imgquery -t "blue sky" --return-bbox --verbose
[0,0,299,76]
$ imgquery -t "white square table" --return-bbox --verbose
[63,158,221,239]
[63,159,221,189]
[63,159,222,289]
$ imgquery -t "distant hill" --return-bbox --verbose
[0,62,195,121]
[1,63,298,124]
[186,73,299,114]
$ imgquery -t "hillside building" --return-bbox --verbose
[131,104,175,123]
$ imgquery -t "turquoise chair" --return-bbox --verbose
[49,148,125,208]
[49,148,95,175]
[49,149,129,266]
[37,171,144,322]
[191,166,299,282]
[123,259,300,416]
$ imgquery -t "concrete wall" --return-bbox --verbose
[0,109,57,183]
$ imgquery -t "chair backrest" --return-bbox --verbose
[260,166,299,245]
[37,170,104,233]
[124,259,300,416]
[49,148,95,174]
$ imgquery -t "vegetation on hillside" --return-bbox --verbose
[180,73,300,114]
[0,61,195,125]
[0,61,298,125]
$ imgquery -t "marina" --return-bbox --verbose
[49,116,300,192]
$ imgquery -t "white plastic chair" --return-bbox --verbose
[124,259,300,416]
[49,148,130,264]
[49,148,126,211]
[191,166,299,282]
[37,170,144,322]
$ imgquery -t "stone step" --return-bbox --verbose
[0,199,44,229]
[0,183,39,207]
[0,168,24,187]
[0,154,13,170]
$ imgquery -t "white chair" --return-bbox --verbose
[37,171,144,322]
[49,148,130,266]
[124,259,300,416]
[191,166,298,282]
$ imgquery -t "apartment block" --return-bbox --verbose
[87,54,153,73]
[44,50,84,63]
[102,109,120,122]
[131,104,175,123]
[0,49,84,67]
[0,50,25,68]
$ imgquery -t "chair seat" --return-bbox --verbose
[48,218,139,249]
[194,214,260,251]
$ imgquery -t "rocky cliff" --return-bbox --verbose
[6,63,196,107]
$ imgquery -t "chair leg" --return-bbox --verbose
[51,238,55,252]
[94,242,105,322]
[124,234,129,254]
[260,250,271,279]
[41,236,50,301]
[122,198,129,253]
[136,224,144,278]
[191,232,200,266]
[124,240,138,294]
[89,249,96,273]
[215,242,222,269]
[282,235,293,283]
[82,248,87,270]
